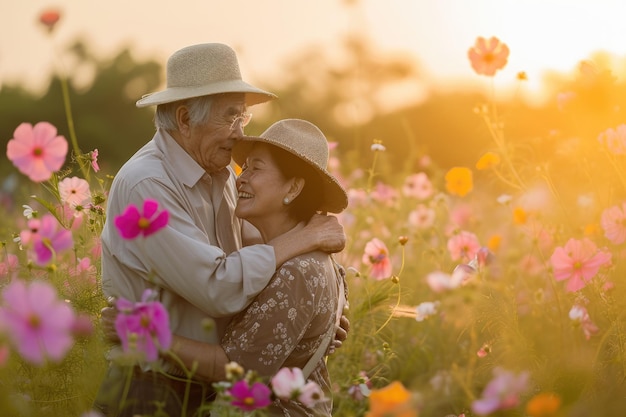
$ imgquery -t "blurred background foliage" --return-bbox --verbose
[2,33,626,187]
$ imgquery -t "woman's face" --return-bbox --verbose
[235,144,293,229]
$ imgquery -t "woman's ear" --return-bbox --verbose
[286,177,305,201]
[175,105,191,137]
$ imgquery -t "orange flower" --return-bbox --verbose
[513,207,527,225]
[39,9,61,33]
[476,152,501,170]
[487,234,502,252]
[366,381,417,417]
[526,392,561,417]
[445,167,473,197]
[468,36,510,76]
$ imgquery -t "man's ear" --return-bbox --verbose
[175,105,191,137]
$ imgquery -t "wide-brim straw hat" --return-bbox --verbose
[232,119,348,214]
[136,43,277,108]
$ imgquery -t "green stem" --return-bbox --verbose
[375,244,405,335]
[59,76,89,180]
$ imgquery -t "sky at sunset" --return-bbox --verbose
[2,0,626,105]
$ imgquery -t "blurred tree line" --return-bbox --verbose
[2,36,625,190]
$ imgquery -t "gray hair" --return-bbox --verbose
[154,95,214,131]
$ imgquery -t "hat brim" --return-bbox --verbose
[136,79,277,108]
[233,137,348,214]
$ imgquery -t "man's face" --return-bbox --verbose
[184,93,247,173]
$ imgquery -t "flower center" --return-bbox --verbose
[243,397,255,406]
[32,147,43,157]
[28,313,41,329]
[138,218,150,229]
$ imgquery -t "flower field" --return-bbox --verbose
[1,14,626,417]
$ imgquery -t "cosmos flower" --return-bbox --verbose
[472,367,530,415]
[468,36,510,76]
[445,167,473,197]
[114,289,172,361]
[228,379,272,411]
[362,238,392,280]
[550,238,612,292]
[114,199,169,239]
[0,279,76,364]
[58,176,91,208]
[6,122,68,183]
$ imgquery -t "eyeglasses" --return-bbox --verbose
[229,112,252,131]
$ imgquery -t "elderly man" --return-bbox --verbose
[94,43,346,417]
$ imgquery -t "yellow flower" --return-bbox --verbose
[487,234,502,251]
[475,151,501,170]
[445,167,473,197]
[513,207,527,225]
[526,392,561,417]
[366,381,417,417]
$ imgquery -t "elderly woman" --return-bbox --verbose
[105,119,348,416]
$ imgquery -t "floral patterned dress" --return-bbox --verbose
[221,250,341,416]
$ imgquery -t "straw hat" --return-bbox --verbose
[233,119,348,213]
[136,43,277,108]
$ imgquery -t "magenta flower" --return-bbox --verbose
[6,122,68,182]
[115,289,171,361]
[228,379,272,411]
[600,202,626,245]
[402,173,434,200]
[472,367,529,415]
[58,176,91,208]
[114,199,169,239]
[362,238,392,280]
[550,238,612,292]
[0,279,76,365]
[29,214,74,266]
[447,231,481,262]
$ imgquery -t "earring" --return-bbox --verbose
[283,197,290,205]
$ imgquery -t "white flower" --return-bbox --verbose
[22,205,35,219]
[496,194,513,205]
[415,301,440,322]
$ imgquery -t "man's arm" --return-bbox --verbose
[269,214,346,267]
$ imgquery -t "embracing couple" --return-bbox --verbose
[94,43,350,417]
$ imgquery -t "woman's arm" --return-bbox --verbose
[167,334,229,382]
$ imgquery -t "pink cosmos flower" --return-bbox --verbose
[550,238,612,292]
[6,122,68,182]
[468,36,510,77]
[600,203,626,245]
[569,305,599,340]
[447,231,481,262]
[0,279,76,365]
[90,149,100,172]
[39,9,61,33]
[402,173,434,200]
[30,214,74,266]
[115,289,171,361]
[408,204,436,230]
[271,367,325,407]
[114,199,169,239]
[362,238,392,280]
[426,270,465,293]
[228,379,272,411]
[347,371,372,401]
[597,124,626,155]
[371,182,399,207]
[58,176,91,208]
[472,367,530,415]
[0,254,19,282]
